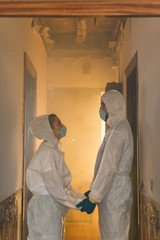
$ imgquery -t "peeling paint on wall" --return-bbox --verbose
[0,190,22,240]
[140,192,160,240]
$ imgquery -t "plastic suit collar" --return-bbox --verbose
[29,114,59,146]
[101,90,126,127]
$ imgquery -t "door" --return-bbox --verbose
[22,53,37,240]
[125,52,139,240]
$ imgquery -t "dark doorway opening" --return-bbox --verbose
[125,52,139,240]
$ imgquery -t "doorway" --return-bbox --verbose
[125,52,139,240]
[22,53,37,240]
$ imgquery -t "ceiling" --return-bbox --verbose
[32,17,125,58]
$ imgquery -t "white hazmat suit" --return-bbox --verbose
[88,90,134,240]
[26,115,84,240]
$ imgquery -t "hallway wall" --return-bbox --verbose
[0,18,47,239]
[119,18,160,240]
[48,56,117,89]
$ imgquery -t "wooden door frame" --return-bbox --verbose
[125,52,139,239]
[23,52,37,240]
[0,1,160,17]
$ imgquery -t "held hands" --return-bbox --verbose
[76,191,96,214]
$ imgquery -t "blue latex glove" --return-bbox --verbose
[84,190,90,197]
[76,198,96,214]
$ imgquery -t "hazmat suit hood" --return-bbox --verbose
[29,114,58,146]
[101,90,126,127]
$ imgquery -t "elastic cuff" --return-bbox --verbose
[89,197,96,204]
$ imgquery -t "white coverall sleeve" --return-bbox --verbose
[89,130,125,203]
[41,153,85,209]
[68,185,85,199]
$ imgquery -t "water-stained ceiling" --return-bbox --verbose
[32,17,126,58]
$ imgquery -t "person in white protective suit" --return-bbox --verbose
[77,90,134,240]
[26,114,85,240]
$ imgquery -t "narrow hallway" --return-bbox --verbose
[0,16,160,240]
